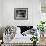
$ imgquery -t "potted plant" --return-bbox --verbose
[37,21,45,37]
[31,35,38,46]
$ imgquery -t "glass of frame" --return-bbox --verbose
[14,8,28,20]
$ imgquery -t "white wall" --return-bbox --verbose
[1,0,41,27]
[0,0,3,26]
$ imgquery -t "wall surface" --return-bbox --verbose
[0,0,3,26]
[0,0,41,27]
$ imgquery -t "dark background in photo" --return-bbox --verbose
[16,10,26,18]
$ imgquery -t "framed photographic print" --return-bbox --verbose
[14,8,28,20]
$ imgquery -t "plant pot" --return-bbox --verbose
[40,32,44,37]
[33,41,36,46]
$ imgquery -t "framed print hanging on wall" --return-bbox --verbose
[14,8,28,20]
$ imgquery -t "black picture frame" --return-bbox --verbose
[14,8,28,20]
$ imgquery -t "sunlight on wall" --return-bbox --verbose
[41,13,46,21]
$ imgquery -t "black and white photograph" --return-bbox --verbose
[14,8,28,20]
